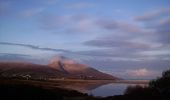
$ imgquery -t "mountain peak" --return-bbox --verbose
[0,56,118,80]
[48,56,78,74]
[47,56,117,79]
[49,56,77,67]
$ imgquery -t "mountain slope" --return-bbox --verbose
[0,57,118,80]
[48,57,117,79]
[0,62,65,79]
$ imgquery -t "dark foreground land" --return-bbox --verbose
[0,79,91,100]
[0,70,170,100]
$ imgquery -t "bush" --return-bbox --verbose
[123,70,170,100]
[149,70,170,100]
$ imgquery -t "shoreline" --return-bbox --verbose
[0,78,150,84]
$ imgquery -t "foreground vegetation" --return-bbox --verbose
[107,70,170,100]
[0,70,169,100]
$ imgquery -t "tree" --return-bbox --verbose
[149,70,170,100]
[124,70,170,100]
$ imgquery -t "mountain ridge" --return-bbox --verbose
[0,57,119,80]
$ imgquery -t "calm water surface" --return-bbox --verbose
[86,83,147,97]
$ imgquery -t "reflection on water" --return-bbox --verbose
[60,81,110,93]
[60,81,148,97]
[87,83,147,97]
[88,83,127,96]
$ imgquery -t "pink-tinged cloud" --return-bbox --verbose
[126,68,158,77]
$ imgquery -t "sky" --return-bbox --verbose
[0,0,170,79]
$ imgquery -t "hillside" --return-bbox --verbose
[0,57,118,80]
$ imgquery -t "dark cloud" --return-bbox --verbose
[96,19,118,30]
[147,20,170,44]
[84,39,151,49]
[76,49,133,57]
[0,42,71,53]
[155,19,170,43]
[134,8,170,44]
[74,48,170,62]
[96,18,142,33]
[77,8,170,65]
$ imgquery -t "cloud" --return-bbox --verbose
[0,41,153,62]
[139,49,170,56]
[46,0,58,5]
[39,14,143,35]
[0,42,71,53]
[39,14,97,34]
[0,1,10,10]
[0,0,10,15]
[75,49,169,62]
[39,15,69,30]
[96,19,142,33]
[64,15,96,33]
[0,53,30,58]
[96,19,118,30]
[20,8,45,17]
[126,68,158,77]
[136,8,170,45]
[154,19,170,43]
[76,9,170,63]
[81,57,168,79]
[135,7,170,21]
[0,53,31,62]
[81,32,169,62]
[67,2,94,9]
[0,53,49,64]
[134,7,170,44]
[76,49,134,58]
[84,39,151,49]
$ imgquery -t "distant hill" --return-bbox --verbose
[0,56,118,80]
[0,62,65,79]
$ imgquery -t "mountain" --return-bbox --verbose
[0,56,118,80]
[0,62,65,79]
[48,56,117,79]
